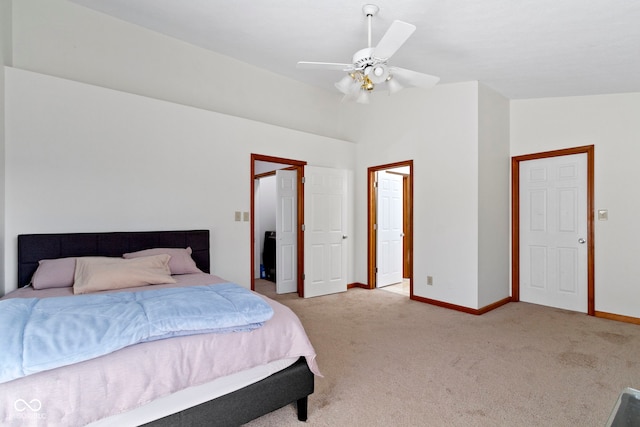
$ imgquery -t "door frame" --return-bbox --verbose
[511,145,595,315]
[251,154,307,297]
[367,160,414,292]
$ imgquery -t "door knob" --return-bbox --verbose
[342,235,348,239]
[578,238,586,244]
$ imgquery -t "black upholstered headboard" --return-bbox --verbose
[17,230,210,288]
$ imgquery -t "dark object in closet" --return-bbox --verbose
[263,231,276,282]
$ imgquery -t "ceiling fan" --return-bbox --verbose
[297,4,440,104]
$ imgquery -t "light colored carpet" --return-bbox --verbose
[246,280,640,426]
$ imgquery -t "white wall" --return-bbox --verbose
[11,0,351,142]
[477,83,510,307]
[7,0,637,318]
[0,0,11,294]
[3,67,356,294]
[4,0,510,310]
[348,82,483,308]
[511,92,640,318]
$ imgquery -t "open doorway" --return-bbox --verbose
[367,160,414,296]
[251,154,306,296]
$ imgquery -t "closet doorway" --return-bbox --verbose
[511,145,595,314]
[367,160,414,296]
[251,154,306,296]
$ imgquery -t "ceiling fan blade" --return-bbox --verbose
[373,20,416,60]
[296,61,353,71]
[389,67,440,89]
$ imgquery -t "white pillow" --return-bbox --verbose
[73,255,176,294]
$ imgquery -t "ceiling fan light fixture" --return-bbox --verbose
[362,75,375,91]
[356,90,370,104]
[387,76,404,95]
[335,74,356,94]
[365,63,389,84]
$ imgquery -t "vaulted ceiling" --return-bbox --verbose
[71,0,640,99]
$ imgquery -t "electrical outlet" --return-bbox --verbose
[427,276,433,286]
[234,211,241,222]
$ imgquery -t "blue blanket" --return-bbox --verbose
[0,283,273,384]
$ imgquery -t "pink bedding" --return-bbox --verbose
[0,274,320,426]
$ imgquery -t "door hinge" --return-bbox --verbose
[302,273,306,280]
[301,224,306,231]
[373,223,377,230]
[301,176,306,184]
[374,181,378,188]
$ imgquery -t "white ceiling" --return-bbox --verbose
[70,0,640,99]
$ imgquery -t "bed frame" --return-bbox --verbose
[17,230,314,426]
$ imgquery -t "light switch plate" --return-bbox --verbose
[598,209,608,221]
[243,211,249,222]
[234,211,241,221]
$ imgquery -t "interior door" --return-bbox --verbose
[376,171,404,287]
[303,165,348,298]
[519,153,588,312]
[276,169,297,294]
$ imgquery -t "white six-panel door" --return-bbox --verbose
[376,171,404,287]
[303,166,347,298]
[519,153,588,312]
[276,169,297,294]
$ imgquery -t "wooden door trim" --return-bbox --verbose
[367,160,413,292]
[251,154,307,297]
[511,145,595,315]
[402,176,411,277]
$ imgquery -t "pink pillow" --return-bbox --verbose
[122,247,202,275]
[31,257,77,289]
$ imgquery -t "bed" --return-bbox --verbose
[0,230,319,426]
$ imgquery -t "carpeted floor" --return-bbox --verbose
[245,280,640,426]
